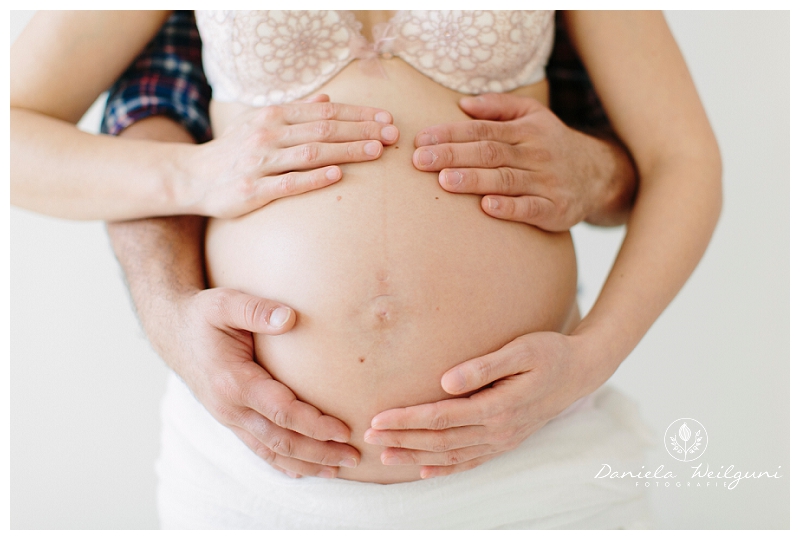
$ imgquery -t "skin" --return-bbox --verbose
[364,11,721,478]
[12,11,720,481]
[107,87,634,481]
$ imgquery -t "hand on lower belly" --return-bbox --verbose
[363,329,602,479]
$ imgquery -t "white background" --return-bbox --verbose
[9,11,789,529]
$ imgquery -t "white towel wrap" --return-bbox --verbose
[156,372,655,529]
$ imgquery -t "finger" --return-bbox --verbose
[256,166,343,204]
[234,408,360,468]
[380,444,492,467]
[413,141,515,171]
[239,365,353,444]
[299,93,330,104]
[280,120,398,147]
[419,454,495,479]
[364,425,487,452]
[440,340,531,395]
[480,195,558,228]
[458,93,545,121]
[370,396,496,431]
[437,167,535,196]
[281,101,393,124]
[230,425,339,479]
[278,140,384,172]
[203,288,297,335]
[415,120,521,147]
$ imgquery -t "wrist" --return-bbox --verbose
[581,133,638,227]
[168,142,205,215]
[116,116,203,216]
[568,319,629,395]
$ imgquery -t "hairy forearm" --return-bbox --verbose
[11,108,193,220]
[105,117,205,360]
[580,131,638,227]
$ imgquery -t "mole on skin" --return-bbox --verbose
[359,357,365,363]
[337,196,342,201]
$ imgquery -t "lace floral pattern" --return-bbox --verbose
[392,11,554,94]
[197,11,359,106]
[195,10,555,106]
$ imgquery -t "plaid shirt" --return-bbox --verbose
[101,11,212,143]
[102,11,609,139]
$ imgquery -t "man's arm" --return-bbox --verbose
[106,117,360,478]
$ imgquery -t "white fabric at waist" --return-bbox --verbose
[157,371,655,529]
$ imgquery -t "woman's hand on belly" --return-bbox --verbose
[178,94,399,218]
[412,92,637,230]
[364,327,607,479]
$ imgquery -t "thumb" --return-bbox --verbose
[204,288,297,335]
[440,342,529,395]
[458,93,544,121]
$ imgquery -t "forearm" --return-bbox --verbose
[573,151,722,390]
[11,108,194,220]
[105,117,206,364]
[576,130,637,227]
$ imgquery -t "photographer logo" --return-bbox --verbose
[665,418,707,462]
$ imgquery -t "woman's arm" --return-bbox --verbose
[11,11,396,220]
[565,10,722,372]
[10,11,182,218]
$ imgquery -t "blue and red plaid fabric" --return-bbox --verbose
[101,11,212,143]
[102,11,609,140]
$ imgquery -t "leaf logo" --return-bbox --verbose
[664,418,708,462]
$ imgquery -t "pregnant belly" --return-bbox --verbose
[205,152,577,483]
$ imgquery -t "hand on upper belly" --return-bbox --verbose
[412,92,626,231]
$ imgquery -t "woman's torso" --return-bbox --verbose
[203,11,578,484]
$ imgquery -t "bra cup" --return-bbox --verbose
[391,11,554,95]
[195,10,555,106]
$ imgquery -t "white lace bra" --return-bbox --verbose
[195,10,555,107]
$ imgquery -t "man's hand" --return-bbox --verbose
[412,93,636,230]
[364,331,605,479]
[168,287,361,479]
[106,116,360,480]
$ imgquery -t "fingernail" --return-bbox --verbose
[285,471,301,479]
[374,111,392,123]
[421,469,437,479]
[382,456,402,465]
[325,167,340,181]
[332,434,349,443]
[447,369,467,392]
[316,469,335,479]
[363,432,380,445]
[339,458,358,468]
[443,170,462,187]
[364,141,381,156]
[380,125,398,142]
[486,197,500,210]
[416,149,437,167]
[417,133,438,146]
[268,306,291,327]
